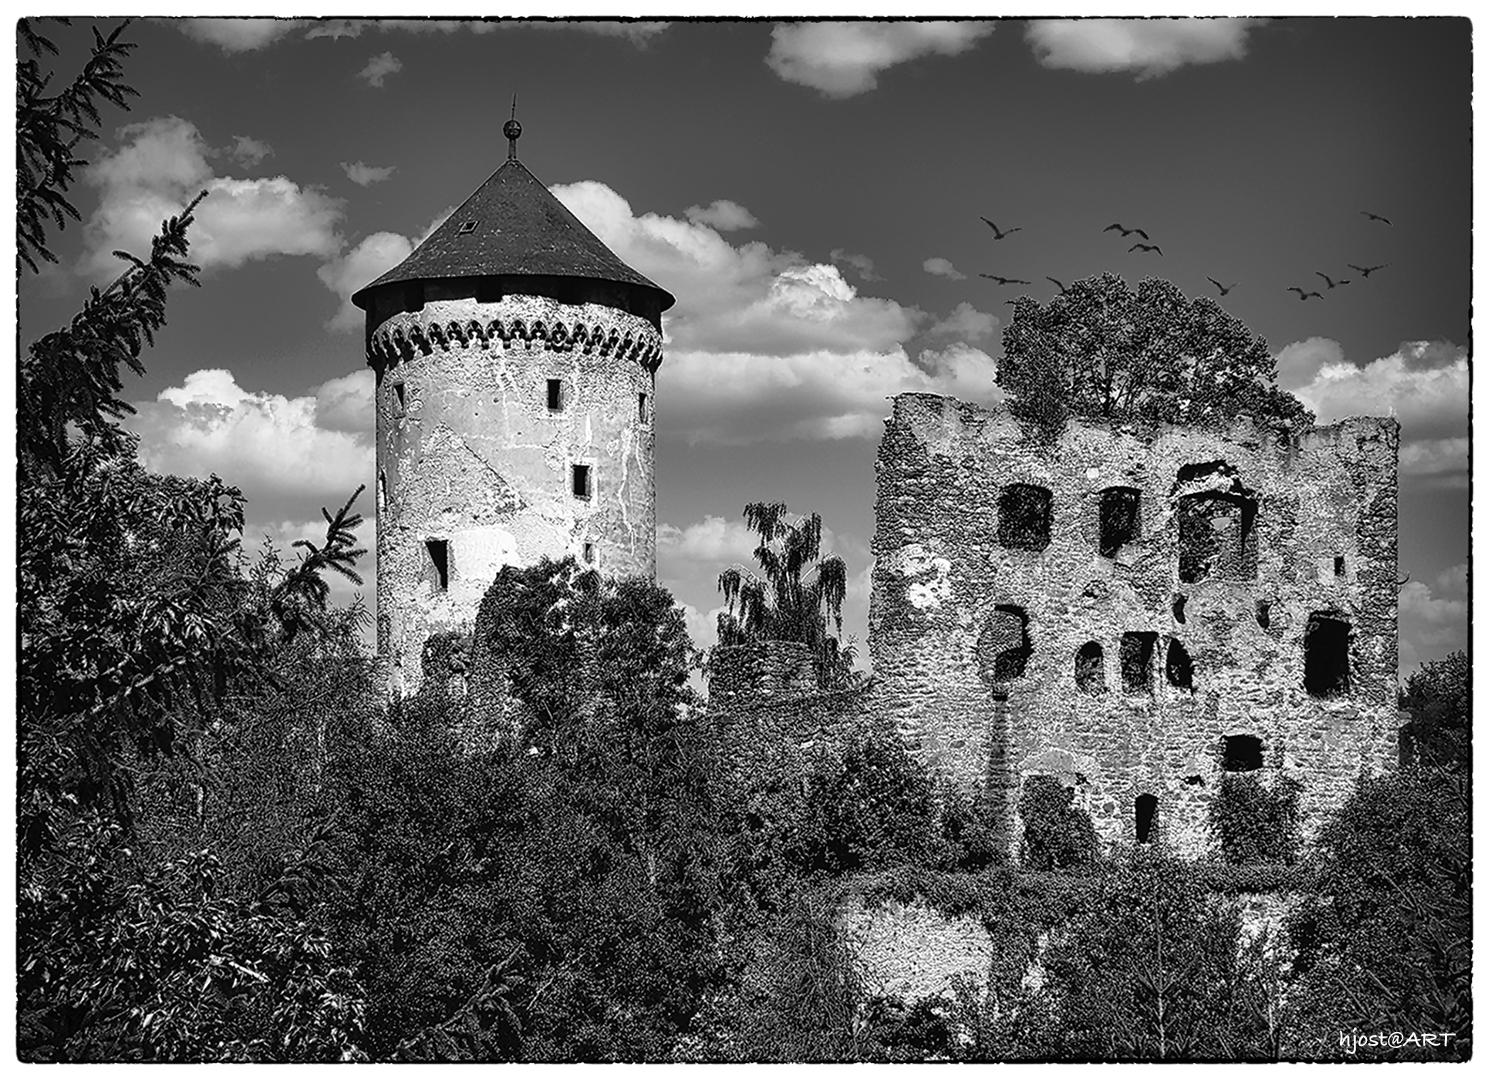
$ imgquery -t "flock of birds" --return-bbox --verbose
[976,210,1394,303]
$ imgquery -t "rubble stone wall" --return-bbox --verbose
[869,393,1401,858]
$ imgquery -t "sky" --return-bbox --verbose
[15,14,1473,680]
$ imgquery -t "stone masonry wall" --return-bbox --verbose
[870,393,1400,859]
[368,293,661,696]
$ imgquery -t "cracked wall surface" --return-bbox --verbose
[870,393,1401,859]
[368,293,660,695]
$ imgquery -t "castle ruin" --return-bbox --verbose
[869,393,1402,858]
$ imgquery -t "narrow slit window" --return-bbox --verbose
[1256,600,1271,628]
[1334,555,1346,577]
[425,538,449,593]
[1135,794,1158,844]
[583,542,595,564]
[547,379,563,411]
[393,382,406,414]
[638,392,649,423]
[572,464,592,499]
[377,470,387,513]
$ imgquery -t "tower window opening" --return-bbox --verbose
[1075,641,1106,693]
[639,392,648,423]
[547,378,563,411]
[1256,600,1271,628]
[1119,632,1158,694]
[1222,734,1264,772]
[377,470,387,513]
[572,463,592,499]
[976,604,1032,683]
[1304,613,1351,698]
[1098,486,1142,557]
[1176,490,1257,583]
[1166,639,1194,691]
[1334,555,1346,576]
[998,483,1053,551]
[425,538,449,593]
[1135,794,1158,844]
[583,542,595,564]
[457,220,478,235]
[393,382,406,414]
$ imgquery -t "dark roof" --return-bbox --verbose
[351,157,674,311]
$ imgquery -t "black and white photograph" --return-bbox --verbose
[14,12,1472,1062]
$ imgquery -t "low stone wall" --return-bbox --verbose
[838,893,994,1003]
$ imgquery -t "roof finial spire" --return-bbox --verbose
[503,95,521,161]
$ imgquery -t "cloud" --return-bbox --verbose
[1398,564,1468,677]
[928,301,998,342]
[923,257,966,281]
[767,21,996,97]
[683,199,759,231]
[312,370,376,434]
[343,161,397,187]
[129,368,374,503]
[82,116,342,278]
[832,248,881,282]
[1025,18,1263,78]
[675,601,729,654]
[658,516,761,567]
[228,136,272,167]
[302,18,667,44]
[318,232,416,330]
[176,18,305,52]
[358,51,403,87]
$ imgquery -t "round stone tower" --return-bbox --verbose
[352,119,675,696]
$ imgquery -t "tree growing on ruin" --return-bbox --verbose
[716,502,855,689]
[998,273,1312,436]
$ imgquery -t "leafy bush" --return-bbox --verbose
[805,726,941,874]
[1207,773,1302,865]
[937,780,1007,871]
[1399,650,1469,770]
[1017,775,1098,870]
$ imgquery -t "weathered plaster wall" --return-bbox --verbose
[870,393,1400,858]
[838,894,994,1003]
[367,293,661,695]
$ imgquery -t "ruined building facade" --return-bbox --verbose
[353,122,673,696]
[870,393,1401,858]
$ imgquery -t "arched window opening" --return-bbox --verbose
[1098,486,1142,557]
[1166,639,1194,690]
[1304,613,1351,697]
[977,605,1032,684]
[1177,490,1258,583]
[1136,794,1158,843]
[1075,641,1106,693]
[998,484,1053,551]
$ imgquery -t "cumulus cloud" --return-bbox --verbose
[683,199,759,232]
[923,256,966,280]
[1026,18,1263,79]
[1399,564,1468,677]
[832,248,881,282]
[358,51,403,87]
[81,116,342,279]
[176,17,305,52]
[318,232,416,330]
[658,516,762,567]
[228,136,272,167]
[129,368,374,502]
[767,21,996,97]
[343,161,397,187]
[302,18,667,44]
[928,301,998,342]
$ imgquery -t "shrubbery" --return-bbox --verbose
[1017,775,1099,870]
[1207,773,1303,865]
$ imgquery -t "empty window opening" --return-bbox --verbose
[1074,641,1106,694]
[1166,639,1194,691]
[1304,613,1351,698]
[1334,555,1346,576]
[377,470,387,513]
[1172,594,1187,624]
[1135,794,1158,844]
[998,484,1053,551]
[1120,631,1158,694]
[976,605,1032,683]
[1256,600,1271,628]
[1098,486,1142,557]
[457,220,478,235]
[547,378,563,411]
[1222,734,1263,772]
[1177,491,1257,583]
[572,464,592,499]
[393,382,406,413]
[638,392,648,422]
[425,538,449,593]
[582,542,595,564]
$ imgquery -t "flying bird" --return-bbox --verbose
[1104,223,1150,240]
[1315,272,1351,289]
[1287,287,1323,301]
[980,273,1032,286]
[1348,262,1389,277]
[1206,277,1238,296]
[1129,243,1163,255]
[980,217,1024,240]
[1360,210,1393,225]
[1046,276,1068,295]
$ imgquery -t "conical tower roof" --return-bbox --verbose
[352,144,674,312]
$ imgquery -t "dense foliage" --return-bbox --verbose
[1399,650,1470,770]
[998,273,1312,437]
[1018,775,1098,870]
[1207,773,1303,866]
